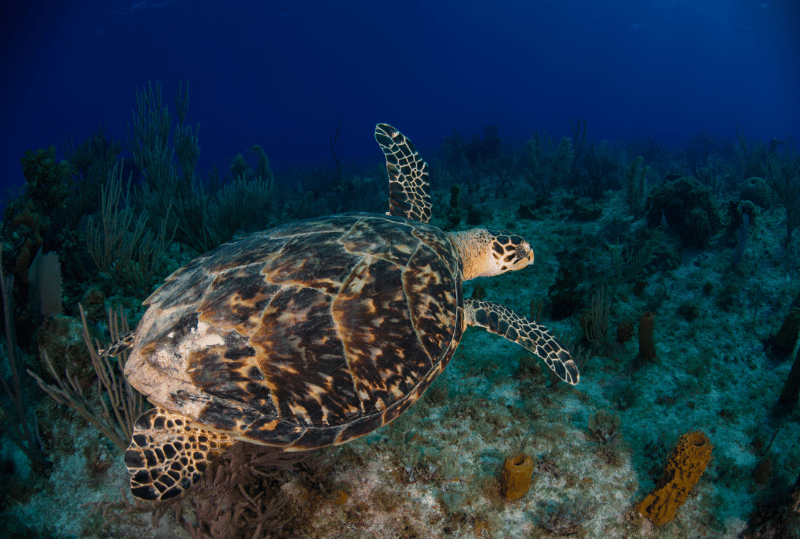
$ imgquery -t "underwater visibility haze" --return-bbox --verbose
[1,0,800,537]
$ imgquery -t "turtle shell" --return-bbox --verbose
[124,212,465,450]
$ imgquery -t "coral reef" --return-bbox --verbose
[3,115,800,538]
[740,176,772,208]
[645,175,722,249]
[3,146,72,283]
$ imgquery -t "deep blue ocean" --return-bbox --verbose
[2,0,797,189]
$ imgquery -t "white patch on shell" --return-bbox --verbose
[183,322,226,375]
[194,321,225,347]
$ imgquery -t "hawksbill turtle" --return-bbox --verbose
[115,124,578,501]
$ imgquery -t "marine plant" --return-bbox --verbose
[736,125,770,180]
[127,81,273,254]
[28,305,144,453]
[765,144,800,248]
[2,146,72,284]
[87,162,175,295]
[624,155,649,217]
[0,251,49,467]
[587,409,620,445]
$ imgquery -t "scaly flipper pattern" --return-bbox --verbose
[124,408,234,501]
[465,298,579,385]
[374,123,432,224]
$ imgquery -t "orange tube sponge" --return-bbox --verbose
[635,431,713,525]
[500,453,534,501]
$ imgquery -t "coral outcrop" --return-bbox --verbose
[645,176,721,249]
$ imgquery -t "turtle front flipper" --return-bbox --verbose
[125,408,234,501]
[374,123,432,224]
[465,299,579,385]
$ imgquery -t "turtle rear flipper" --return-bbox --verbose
[465,298,579,385]
[125,408,234,501]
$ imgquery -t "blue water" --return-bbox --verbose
[1,0,797,189]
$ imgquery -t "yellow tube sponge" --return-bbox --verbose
[500,453,534,501]
[635,431,713,525]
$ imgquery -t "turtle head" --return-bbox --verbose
[450,228,534,280]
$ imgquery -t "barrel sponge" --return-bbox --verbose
[500,453,534,501]
[740,176,772,208]
[635,431,713,525]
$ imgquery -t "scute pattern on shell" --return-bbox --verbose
[124,213,464,450]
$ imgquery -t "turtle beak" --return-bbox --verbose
[517,241,534,266]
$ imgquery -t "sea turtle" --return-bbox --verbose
[116,124,578,501]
